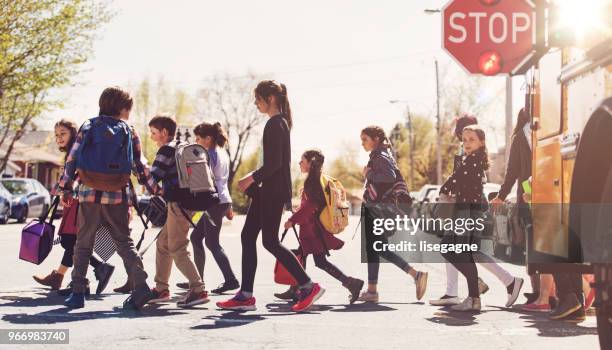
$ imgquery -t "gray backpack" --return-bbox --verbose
[175,143,216,193]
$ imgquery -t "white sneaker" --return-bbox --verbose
[358,291,379,303]
[505,277,524,307]
[429,295,460,306]
[451,297,481,312]
[478,278,489,295]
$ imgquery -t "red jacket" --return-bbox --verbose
[289,192,344,255]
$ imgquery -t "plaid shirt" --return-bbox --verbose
[58,117,159,205]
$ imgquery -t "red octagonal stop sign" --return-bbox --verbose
[442,0,536,75]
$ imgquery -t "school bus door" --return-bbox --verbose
[532,50,567,259]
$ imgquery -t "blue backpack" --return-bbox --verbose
[75,116,133,191]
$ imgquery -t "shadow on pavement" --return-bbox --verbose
[265,302,333,313]
[329,302,397,313]
[1,305,188,324]
[425,310,478,327]
[488,305,598,338]
[192,311,267,330]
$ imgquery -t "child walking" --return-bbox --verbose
[438,125,490,312]
[175,121,240,294]
[33,119,115,295]
[147,116,209,308]
[281,149,364,303]
[359,126,428,303]
[60,86,154,310]
[217,80,324,312]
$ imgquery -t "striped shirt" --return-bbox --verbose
[58,117,158,205]
[150,140,189,202]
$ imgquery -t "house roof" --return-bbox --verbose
[0,130,62,166]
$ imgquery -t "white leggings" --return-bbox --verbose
[445,251,514,296]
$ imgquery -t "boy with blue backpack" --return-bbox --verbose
[58,86,155,310]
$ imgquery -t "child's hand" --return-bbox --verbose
[523,193,532,203]
[61,192,74,208]
[225,207,234,220]
[490,197,504,214]
[284,220,293,230]
[238,173,255,193]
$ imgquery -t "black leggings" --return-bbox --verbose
[364,208,411,283]
[240,193,310,293]
[313,254,349,284]
[440,208,480,298]
[59,234,102,269]
[190,202,237,282]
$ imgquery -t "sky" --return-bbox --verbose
[45,0,526,166]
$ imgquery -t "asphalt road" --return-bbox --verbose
[0,215,600,350]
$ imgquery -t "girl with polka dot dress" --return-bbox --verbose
[438,125,489,312]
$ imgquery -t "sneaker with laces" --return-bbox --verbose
[429,294,460,306]
[148,288,170,303]
[216,292,257,311]
[211,280,240,294]
[292,283,325,312]
[415,271,428,300]
[358,291,379,303]
[177,289,210,308]
[451,296,481,312]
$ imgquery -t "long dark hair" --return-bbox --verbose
[54,119,78,159]
[302,149,326,210]
[361,125,392,152]
[512,108,530,137]
[462,125,490,170]
[254,80,292,129]
[193,121,229,147]
[454,113,478,140]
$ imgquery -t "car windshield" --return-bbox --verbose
[1,180,30,195]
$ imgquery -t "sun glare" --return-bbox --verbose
[554,0,610,42]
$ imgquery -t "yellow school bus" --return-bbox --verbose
[528,1,611,345]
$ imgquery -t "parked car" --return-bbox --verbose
[0,185,11,224]
[413,184,441,217]
[0,178,51,223]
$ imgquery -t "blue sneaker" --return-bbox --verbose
[64,292,85,309]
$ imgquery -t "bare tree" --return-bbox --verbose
[195,72,265,188]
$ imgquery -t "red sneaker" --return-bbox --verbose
[521,303,551,312]
[216,293,256,311]
[292,283,325,312]
[148,288,170,304]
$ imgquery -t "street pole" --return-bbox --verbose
[406,106,415,189]
[435,59,442,185]
[505,76,513,164]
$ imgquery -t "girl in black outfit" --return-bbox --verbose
[439,125,489,312]
[216,80,324,312]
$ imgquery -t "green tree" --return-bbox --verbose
[328,145,364,190]
[0,0,112,173]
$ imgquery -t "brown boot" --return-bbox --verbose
[113,277,134,294]
[33,270,64,290]
[274,285,298,301]
[343,277,365,304]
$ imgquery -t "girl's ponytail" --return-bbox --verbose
[193,121,229,147]
[279,83,292,130]
[302,149,326,209]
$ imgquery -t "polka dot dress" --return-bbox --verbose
[439,149,486,204]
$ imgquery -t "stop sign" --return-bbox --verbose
[442,0,536,75]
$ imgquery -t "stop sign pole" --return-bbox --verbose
[442,0,538,75]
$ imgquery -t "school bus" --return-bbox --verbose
[527,1,611,346]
